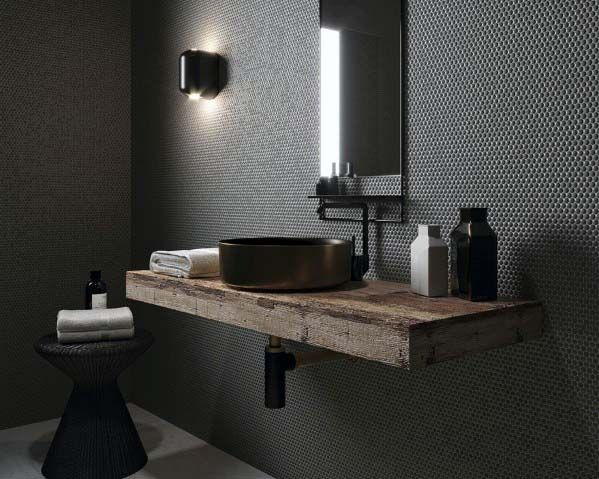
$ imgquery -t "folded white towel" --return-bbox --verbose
[57,307,134,333]
[150,248,220,278]
[58,327,135,344]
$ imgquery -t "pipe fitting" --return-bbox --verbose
[265,340,295,409]
[264,336,351,409]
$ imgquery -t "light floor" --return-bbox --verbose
[0,404,274,479]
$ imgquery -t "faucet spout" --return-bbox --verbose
[317,202,369,280]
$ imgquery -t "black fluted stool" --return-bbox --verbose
[34,329,154,479]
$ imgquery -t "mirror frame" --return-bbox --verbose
[319,0,403,189]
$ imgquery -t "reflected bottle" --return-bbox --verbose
[450,208,497,301]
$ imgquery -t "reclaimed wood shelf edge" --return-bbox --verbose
[126,270,544,369]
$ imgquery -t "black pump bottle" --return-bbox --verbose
[85,270,108,309]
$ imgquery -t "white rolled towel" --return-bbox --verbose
[57,307,134,332]
[150,248,219,278]
[58,328,134,344]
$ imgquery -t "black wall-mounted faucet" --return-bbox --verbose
[316,202,369,281]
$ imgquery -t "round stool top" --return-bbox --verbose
[35,328,154,358]
[34,329,154,386]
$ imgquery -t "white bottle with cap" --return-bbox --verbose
[410,225,448,297]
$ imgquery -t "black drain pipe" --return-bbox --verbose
[265,336,350,409]
[265,336,296,409]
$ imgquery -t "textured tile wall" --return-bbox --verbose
[131,0,598,478]
[0,0,131,428]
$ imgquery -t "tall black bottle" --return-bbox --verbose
[85,270,108,309]
[450,208,497,301]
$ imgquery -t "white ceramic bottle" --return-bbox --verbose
[410,225,448,297]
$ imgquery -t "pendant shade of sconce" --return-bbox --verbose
[179,50,221,100]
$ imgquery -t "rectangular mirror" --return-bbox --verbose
[320,0,402,179]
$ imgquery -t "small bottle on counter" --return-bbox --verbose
[327,162,339,195]
[316,176,329,195]
[450,208,497,301]
[411,225,448,297]
[344,161,355,178]
[86,270,108,309]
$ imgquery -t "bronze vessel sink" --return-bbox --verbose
[219,238,352,290]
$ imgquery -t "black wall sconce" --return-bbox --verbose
[179,50,222,100]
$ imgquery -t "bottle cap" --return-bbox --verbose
[90,270,102,280]
[460,208,488,222]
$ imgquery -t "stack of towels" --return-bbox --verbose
[150,248,220,278]
[57,307,134,344]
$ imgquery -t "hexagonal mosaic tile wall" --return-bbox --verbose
[0,0,131,429]
[131,1,598,478]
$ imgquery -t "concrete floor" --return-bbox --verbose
[0,404,274,479]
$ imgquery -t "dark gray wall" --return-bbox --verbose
[131,1,598,478]
[0,0,131,429]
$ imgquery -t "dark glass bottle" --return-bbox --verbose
[85,270,108,309]
[450,208,497,301]
[316,177,328,195]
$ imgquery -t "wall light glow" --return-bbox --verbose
[203,42,217,53]
[321,28,340,177]
[180,55,186,91]
[179,50,222,100]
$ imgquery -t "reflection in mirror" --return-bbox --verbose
[321,28,340,177]
[320,0,402,179]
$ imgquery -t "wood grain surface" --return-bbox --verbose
[126,271,543,368]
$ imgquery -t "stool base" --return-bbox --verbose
[42,382,147,479]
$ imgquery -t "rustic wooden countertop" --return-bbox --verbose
[126,270,543,369]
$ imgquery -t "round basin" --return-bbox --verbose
[219,238,352,291]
